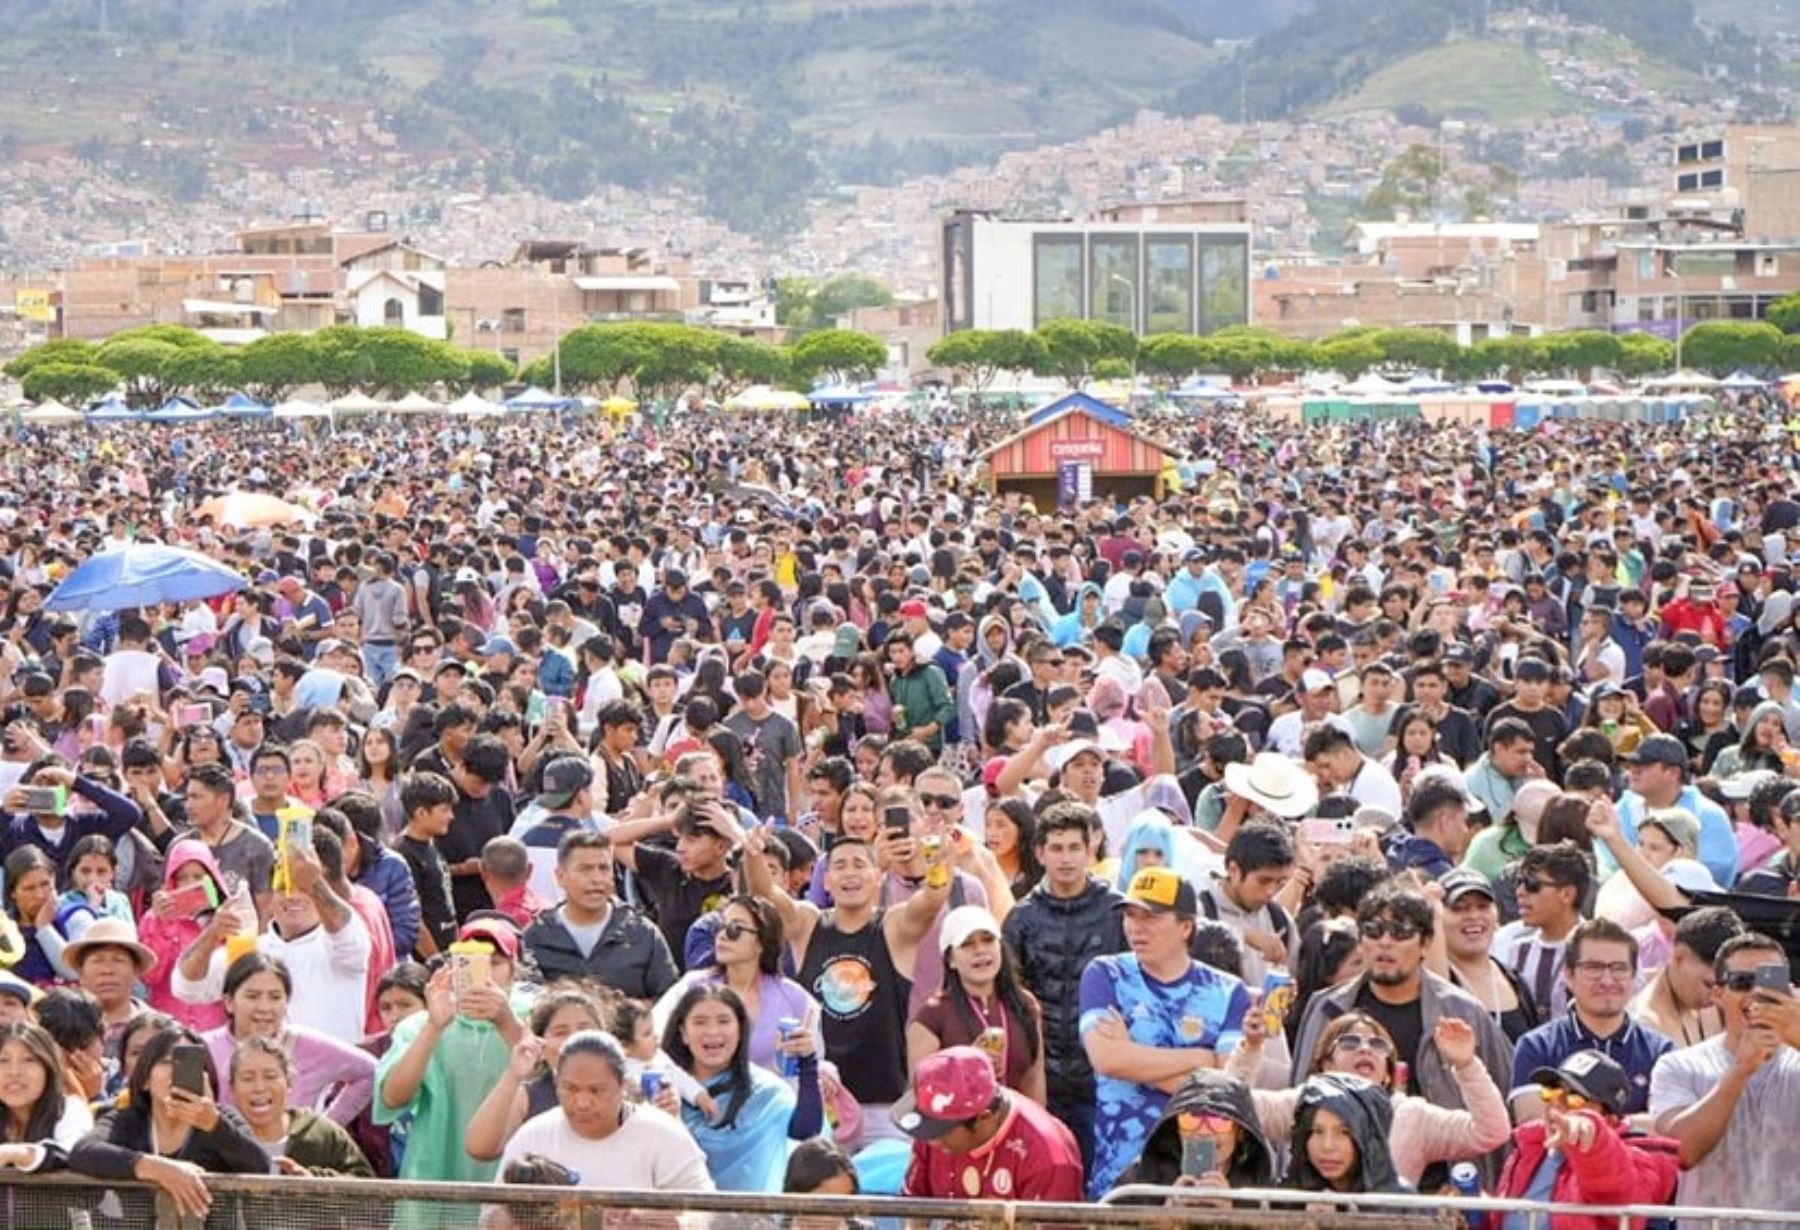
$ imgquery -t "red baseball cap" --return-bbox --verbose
[892,1046,998,1140]
[899,599,929,618]
[456,916,520,959]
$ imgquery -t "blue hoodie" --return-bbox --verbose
[1115,812,1181,893]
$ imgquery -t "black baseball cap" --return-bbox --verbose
[1530,1049,1631,1117]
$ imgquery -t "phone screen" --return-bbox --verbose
[883,805,912,836]
[1180,1135,1217,1179]
[1753,965,1792,997]
[171,1044,207,1096]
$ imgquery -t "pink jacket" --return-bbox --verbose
[1247,1058,1511,1185]
[138,841,230,1033]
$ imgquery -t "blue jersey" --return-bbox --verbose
[1078,953,1250,1197]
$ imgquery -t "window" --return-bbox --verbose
[1700,169,1723,188]
[383,298,405,326]
[1088,235,1140,331]
[1145,238,1194,334]
[1638,300,1657,322]
[1701,139,1723,160]
[1677,144,1699,164]
[1033,236,1084,325]
[418,284,444,317]
[1677,173,1699,191]
[501,307,527,334]
[1199,238,1249,332]
[1673,251,1735,277]
[500,348,520,367]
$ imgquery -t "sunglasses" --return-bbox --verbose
[1539,1086,1590,1112]
[1719,968,1788,994]
[1332,1032,1395,1057]
[1359,919,1421,941]
[718,922,757,942]
[1177,1112,1237,1137]
[1519,877,1566,895]
[918,793,960,811]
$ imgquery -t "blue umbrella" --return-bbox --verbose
[45,544,248,613]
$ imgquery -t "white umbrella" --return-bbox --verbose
[389,392,443,414]
[445,391,501,417]
[329,391,390,414]
[21,400,81,426]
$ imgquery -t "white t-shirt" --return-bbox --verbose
[100,649,162,708]
[498,1105,713,1192]
[1650,1034,1800,1226]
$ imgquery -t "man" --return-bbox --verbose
[62,917,154,1051]
[1649,930,1800,1221]
[610,796,739,968]
[1509,918,1673,1122]
[1004,644,1062,725]
[723,672,803,822]
[351,551,408,688]
[1575,606,1627,689]
[1383,777,1472,879]
[1292,883,1513,1131]
[180,761,276,922]
[478,835,549,930]
[1196,822,1298,988]
[521,830,676,997]
[1265,669,1352,759]
[897,1046,1084,1201]
[1494,841,1591,1020]
[511,754,597,904]
[1629,905,1741,1048]
[1079,866,1251,1197]
[277,576,335,659]
[1003,802,1125,1172]
[1484,657,1570,780]
[244,744,311,843]
[1394,660,1483,767]
[1444,645,1502,721]
[98,616,166,708]
[1303,724,1403,818]
[439,734,516,921]
[886,634,955,755]
[1611,734,1737,888]
[641,568,709,666]
[1464,718,1539,826]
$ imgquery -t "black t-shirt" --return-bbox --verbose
[398,833,455,956]
[439,787,518,921]
[1354,981,1425,1095]
[1485,702,1569,779]
[633,844,733,972]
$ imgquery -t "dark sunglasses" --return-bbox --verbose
[1519,877,1565,895]
[1719,968,1788,995]
[1359,919,1421,942]
[1331,1032,1395,1056]
[918,792,960,810]
[718,922,757,942]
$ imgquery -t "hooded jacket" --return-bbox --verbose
[1289,1073,1406,1194]
[1050,584,1105,648]
[1495,1115,1680,1229]
[1114,813,1180,893]
[1116,1069,1277,1193]
[139,839,231,1032]
[1001,875,1127,1106]
[957,614,1015,747]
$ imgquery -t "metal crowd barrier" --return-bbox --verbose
[0,1172,1788,1230]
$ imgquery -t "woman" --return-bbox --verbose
[455,578,497,636]
[499,1030,710,1190]
[3,847,59,987]
[980,698,1033,760]
[229,1035,372,1176]
[1285,918,1363,1045]
[850,654,892,736]
[983,798,1043,897]
[0,1020,92,1157]
[652,897,819,1075]
[1115,1069,1277,1194]
[139,839,232,1032]
[286,738,330,809]
[1430,870,1541,1042]
[1594,808,1702,934]
[1288,1073,1407,1195]
[663,984,823,1193]
[907,905,1045,1103]
[1678,679,1737,774]
[1385,713,1452,797]
[70,1023,272,1222]
[200,953,375,1126]
[1583,685,1656,756]
[465,985,611,1162]
[355,726,403,834]
[1232,1012,1508,1187]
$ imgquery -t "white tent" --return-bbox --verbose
[1522,380,1588,396]
[1642,369,1721,391]
[329,391,390,414]
[389,392,443,414]
[1341,372,1403,396]
[21,400,81,426]
[445,391,502,417]
[272,399,332,420]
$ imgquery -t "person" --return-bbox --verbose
[1649,930,1800,1222]
[1001,800,1126,1171]
[496,1030,712,1192]
[1303,724,1403,820]
[510,755,597,905]
[1231,1008,1509,1188]
[1286,1073,1407,1195]
[1496,1050,1680,1230]
[652,893,818,1075]
[139,839,232,1033]
[465,985,611,1163]
[1113,1068,1278,1193]
[1612,734,1738,889]
[895,1045,1083,1201]
[885,634,955,755]
[1492,840,1591,1019]
[1628,906,1741,1048]
[1384,777,1473,879]
[374,917,527,1182]
[1432,868,1541,1044]
[609,795,740,969]
[663,983,822,1192]
[69,1022,272,1223]
[394,770,459,959]
[908,904,1045,1102]
[1078,866,1251,1197]
[783,1137,860,1196]
[723,672,804,822]
[521,830,677,998]
[229,1035,374,1176]
[1195,822,1299,988]
[179,762,277,924]
[197,951,376,1126]
[1292,883,1513,1140]
[0,1020,92,1159]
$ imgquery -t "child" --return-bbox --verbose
[395,772,458,959]
[611,997,715,1119]
[41,835,137,980]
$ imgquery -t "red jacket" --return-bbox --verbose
[1496,1115,1681,1230]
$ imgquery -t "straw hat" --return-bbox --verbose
[1223,753,1320,818]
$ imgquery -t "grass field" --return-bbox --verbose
[1322,40,1571,123]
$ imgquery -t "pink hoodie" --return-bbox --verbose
[138,840,230,1033]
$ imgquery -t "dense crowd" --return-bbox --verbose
[0,398,1794,1228]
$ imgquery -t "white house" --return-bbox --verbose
[342,241,448,340]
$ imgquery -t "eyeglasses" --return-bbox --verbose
[1331,1032,1395,1057]
[1719,968,1789,994]
[1176,1112,1237,1137]
[1539,1086,1590,1112]
[918,793,960,811]
[1359,919,1421,942]
[252,764,288,777]
[1570,960,1634,982]
[1518,877,1565,895]
[718,923,756,942]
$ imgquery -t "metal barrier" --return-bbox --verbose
[0,1172,1790,1230]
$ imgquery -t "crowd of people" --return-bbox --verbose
[0,398,1795,1227]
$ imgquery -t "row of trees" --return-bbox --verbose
[927,319,1800,389]
[517,323,887,400]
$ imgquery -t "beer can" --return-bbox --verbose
[640,1070,664,1102]
[777,1017,803,1078]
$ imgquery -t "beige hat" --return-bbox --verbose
[63,917,157,974]
[1223,753,1320,819]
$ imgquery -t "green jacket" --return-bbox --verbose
[284,1107,376,1177]
[889,661,955,751]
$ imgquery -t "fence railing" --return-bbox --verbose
[0,1171,1787,1230]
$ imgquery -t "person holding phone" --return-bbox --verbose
[1113,1069,1277,1196]
[70,1023,271,1222]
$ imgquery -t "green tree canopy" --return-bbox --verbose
[1768,293,1800,335]
[456,350,516,394]
[163,347,241,403]
[95,337,189,407]
[1681,322,1784,376]
[21,363,117,407]
[1317,336,1384,380]
[713,336,788,395]
[1614,332,1675,379]
[927,330,1044,391]
[789,328,888,385]
[1031,319,1136,386]
[1541,330,1624,379]
[1372,327,1460,372]
[235,333,329,402]
[4,338,99,381]
[1135,333,1216,382]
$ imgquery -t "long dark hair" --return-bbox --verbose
[129,1024,216,1110]
[662,984,754,1130]
[713,894,783,979]
[988,798,1044,895]
[1288,919,1362,1044]
[0,1022,67,1143]
[941,932,1040,1067]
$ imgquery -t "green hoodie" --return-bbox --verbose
[889,658,955,751]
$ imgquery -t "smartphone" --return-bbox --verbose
[526,690,548,725]
[883,804,912,837]
[1180,1134,1217,1179]
[1299,817,1354,846]
[175,702,210,728]
[451,949,491,995]
[16,786,63,815]
[168,881,218,919]
[1753,965,1792,998]
[170,1043,207,1097]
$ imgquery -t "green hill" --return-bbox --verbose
[1322,41,1568,124]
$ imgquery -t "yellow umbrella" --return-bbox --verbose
[192,492,309,529]
[600,396,638,419]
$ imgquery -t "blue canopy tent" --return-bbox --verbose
[212,392,271,419]
[1172,379,1239,402]
[87,395,138,422]
[503,386,578,412]
[1475,381,1514,395]
[1025,391,1130,429]
[147,396,212,423]
[807,383,876,407]
[1403,373,1455,394]
[1720,370,1768,392]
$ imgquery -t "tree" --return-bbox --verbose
[805,274,893,330]
[1541,330,1624,380]
[236,333,328,402]
[1363,143,1450,220]
[163,347,240,402]
[1373,327,1459,372]
[1768,292,1800,335]
[788,328,888,385]
[621,324,720,400]
[928,329,1043,391]
[1135,333,1215,383]
[1680,322,1783,376]
[21,363,117,407]
[1615,332,1675,379]
[95,337,186,407]
[1031,319,1135,387]
[773,277,815,330]
[1317,336,1384,380]
[456,350,515,394]
[1205,327,1291,383]
[1470,336,1544,385]
[107,323,216,351]
[1092,358,1133,381]
[4,338,99,381]
[713,336,788,395]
